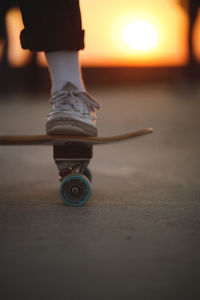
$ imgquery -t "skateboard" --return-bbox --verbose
[0,128,153,206]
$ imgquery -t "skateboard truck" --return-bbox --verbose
[53,143,93,206]
[53,143,93,177]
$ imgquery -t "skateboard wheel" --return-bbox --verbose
[83,168,92,182]
[60,174,91,206]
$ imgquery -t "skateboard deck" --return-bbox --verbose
[0,127,153,207]
[0,128,153,145]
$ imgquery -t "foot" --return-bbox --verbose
[46,82,100,136]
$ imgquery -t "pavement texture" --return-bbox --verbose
[0,83,200,300]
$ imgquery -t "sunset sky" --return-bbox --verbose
[3,0,200,67]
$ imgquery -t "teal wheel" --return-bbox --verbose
[83,168,92,182]
[60,174,91,206]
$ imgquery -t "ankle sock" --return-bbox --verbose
[45,51,85,94]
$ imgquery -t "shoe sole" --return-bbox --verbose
[46,119,97,136]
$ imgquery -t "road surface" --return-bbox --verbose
[0,83,200,299]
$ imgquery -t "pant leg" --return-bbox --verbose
[17,0,85,52]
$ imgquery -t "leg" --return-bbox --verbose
[18,0,85,92]
[18,0,100,136]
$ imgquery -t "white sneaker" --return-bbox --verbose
[46,82,100,136]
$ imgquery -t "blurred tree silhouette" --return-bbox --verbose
[177,0,200,69]
[0,1,49,94]
[0,1,17,64]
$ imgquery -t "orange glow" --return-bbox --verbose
[80,0,189,66]
[2,1,200,67]
[6,7,30,67]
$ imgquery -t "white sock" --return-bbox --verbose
[45,51,85,94]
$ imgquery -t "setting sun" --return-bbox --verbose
[123,21,158,51]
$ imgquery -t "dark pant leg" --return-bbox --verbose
[18,0,85,52]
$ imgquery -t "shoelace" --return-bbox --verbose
[50,89,100,114]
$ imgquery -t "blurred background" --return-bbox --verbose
[1,0,200,93]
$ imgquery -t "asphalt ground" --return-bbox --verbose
[0,83,200,300]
